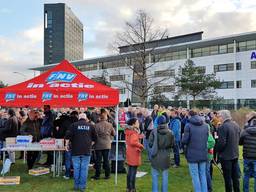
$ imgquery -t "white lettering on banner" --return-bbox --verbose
[27,83,95,89]
[78,125,90,131]
[23,94,37,99]
[60,94,73,99]
[95,95,109,99]
[27,83,44,88]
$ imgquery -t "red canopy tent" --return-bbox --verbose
[0,60,119,107]
[0,60,122,185]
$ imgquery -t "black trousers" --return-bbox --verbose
[127,166,137,190]
[220,158,240,192]
[27,151,39,170]
[95,149,110,177]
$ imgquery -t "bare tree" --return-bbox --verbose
[112,10,173,107]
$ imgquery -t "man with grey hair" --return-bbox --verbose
[65,113,97,192]
[216,110,241,192]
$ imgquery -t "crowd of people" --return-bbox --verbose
[0,104,256,192]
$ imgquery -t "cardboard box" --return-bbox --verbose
[5,137,16,145]
[0,176,20,185]
[29,167,50,176]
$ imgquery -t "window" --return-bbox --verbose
[251,61,256,69]
[247,40,256,50]
[202,47,210,56]
[155,85,175,93]
[154,69,175,77]
[119,88,126,94]
[219,45,227,54]
[110,75,125,81]
[251,80,256,88]
[236,81,242,88]
[77,64,98,71]
[220,81,234,89]
[210,46,218,55]
[192,48,202,57]
[237,41,246,52]
[214,63,234,72]
[236,62,242,70]
[227,43,234,53]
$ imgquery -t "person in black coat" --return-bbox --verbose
[0,108,19,163]
[240,112,256,192]
[216,110,241,192]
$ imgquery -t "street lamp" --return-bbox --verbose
[13,72,26,81]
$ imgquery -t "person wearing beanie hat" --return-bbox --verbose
[65,112,97,192]
[157,115,166,125]
[149,115,174,192]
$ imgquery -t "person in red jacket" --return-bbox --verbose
[125,118,144,192]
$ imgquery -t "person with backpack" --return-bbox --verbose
[125,118,144,192]
[144,110,154,160]
[216,110,241,192]
[239,112,256,192]
[149,115,174,192]
[169,109,181,168]
[182,110,209,192]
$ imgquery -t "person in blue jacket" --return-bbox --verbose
[169,109,181,167]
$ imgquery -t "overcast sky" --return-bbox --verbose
[0,0,256,85]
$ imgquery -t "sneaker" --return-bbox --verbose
[104,176,110,180]
[63,176,70,180]
[90,176,100,180]
[173,165,179,168]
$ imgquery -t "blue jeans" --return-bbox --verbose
[243,159,256,192]
[143,139,152,160]
[72,155,91,190]
[173,141,180,166]
[188,162,208,192]
[206,161,212,192]
[151,168,169,192]
[0,140,3,159]
[65,151,72,177]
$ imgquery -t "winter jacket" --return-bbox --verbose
[240,121,256,160]
[169,117,181,142]
[125,126,144,166]
[207,126,215,161]
[53,114,71,139]
[149,124,174,170]
[182,115,209,163]
[216,119,240,161]
[144,116,153,139]
[40,110,55,138]
[0,116,19,139]
[94,119,115,150]
[20,117,41,142]
[65,119,97,156]
[0,118,7,140]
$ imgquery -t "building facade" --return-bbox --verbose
[34,31,256,109]
[44,3,83,65]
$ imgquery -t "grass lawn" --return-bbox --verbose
[0,151,252,192]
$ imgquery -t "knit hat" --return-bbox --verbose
[157,115,166,125]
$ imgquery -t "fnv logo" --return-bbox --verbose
[5,93,16,102]
[251,51,256,60]
[42,92,53,102]
[78,92,88,102]
[47,71,77,83]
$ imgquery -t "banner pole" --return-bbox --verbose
[115,105,119,186]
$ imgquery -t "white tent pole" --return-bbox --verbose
[115,105,119,186]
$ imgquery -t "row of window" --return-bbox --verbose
[220,80,256,89]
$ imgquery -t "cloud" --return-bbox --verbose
[1,0,256,85]
[22,23,44,43]
[0,23,43,85]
